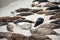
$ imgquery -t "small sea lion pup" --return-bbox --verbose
[50,12,60,20]
[0,32,27,40]
[7,23,14,32]
[30,28,60,35]
[34,17,44,27]
[39,23,60,29]
[37,10,56,15]
[29,34,52,40]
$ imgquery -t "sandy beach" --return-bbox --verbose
[0,0,60,40]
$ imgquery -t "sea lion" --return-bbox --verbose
[7,23,14,32]
[44,2,57,7]
[49,2,60,5]
[14,19,34,24]
[0,32,12,38]
[31,1,39,7]
[50,18,60,25]
[46,6,60,10]
[54,9,60,13]
[33,0,48,3]
[15,8,31,12]
[37,10,55,15]
[34,18,44,27]
[50,12,60,20]
[0,22,8,26]
[39,23,60,29]
[30,28,59,35]
[0,32,27,40]
[0,16,25,22]
[29,34,52,40]
[31,9,43,13]
[16,12,33,16]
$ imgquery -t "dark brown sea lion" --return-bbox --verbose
[29,34,52,40]
[0,22,8,26]
[0,32,28,40]
[14,19,34,24]
[37,10,55,15]
[49,2,60,5]
[46,6,60,10]
[39,23,60,29]
[50,12,60,20]
[0,16,25,22]
[30,28,59,35]
[16,12,33,16]
[0,16,25,26]
[15,8,31,12]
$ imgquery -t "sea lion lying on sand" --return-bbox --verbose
[39,23,60,29]
[30,28,59,35]
[54,9,60,13]
[37,10,55,15]
[46,6,60,10]
[0,32,51,40]
[29,34,52,40]
[0,22,8,26]
[14,19,34,24]
[0,16,25,26]
[50,12,60,20]
[0,16,25,22]
[0,32,27,40]
[16,12,33,16]
[31,9,43,13]
[50,18,60,26]
[44,2,57,7]
[31,1,39,7]
[49,2,60,5]
[15,8,31,12]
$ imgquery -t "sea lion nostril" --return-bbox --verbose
[34,17,44,27]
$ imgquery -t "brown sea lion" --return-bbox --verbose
[44,2,57,7]
[29,34,52,40]
[39,23,60,29]
[15,8,31,12]
[50,18,60,26]
[50,12,60,20]
[0,22,8,26]
[46,6,60,10]
[31,9,43,13]
[37,10,55,15]
[16,12,33,16]
[0,16,25,22]
[0,32,28,40]
[30,28,59,35]
[49,2,60,5]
